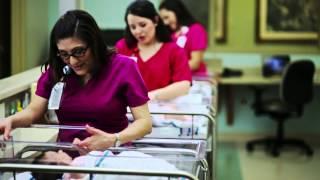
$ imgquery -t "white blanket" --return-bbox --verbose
[9,151,186,180]
[64,150,183,180]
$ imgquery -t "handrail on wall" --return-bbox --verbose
[0,66,41,102]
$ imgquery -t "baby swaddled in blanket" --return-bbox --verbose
[64,150,181,180]
[10,149,186,180]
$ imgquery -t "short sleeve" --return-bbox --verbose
[115,38,131,56]
[35,68,55,99]
[187,23,208,51]
[170,45,192,83]
[122,57,149,107]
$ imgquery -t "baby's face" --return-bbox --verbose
[42,150,73,165]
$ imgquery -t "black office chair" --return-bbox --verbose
[246,60,315,157]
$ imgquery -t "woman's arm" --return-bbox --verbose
[189,50,205,71]
[75,103,152,151]
[119,103,152,143]
[9,95,48,127]
[186,23,207,71]
[0,95,48,140]
[148,80,191,100]
[149,44,191,101]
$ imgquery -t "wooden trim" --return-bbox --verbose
[11,0,27,74]
[213,0,227,42]
[256,0,319,43]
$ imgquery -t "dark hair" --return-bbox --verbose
[159,0,196,28]
[44,9,115,83]
[124,0,171,48]
[31,151,63,180]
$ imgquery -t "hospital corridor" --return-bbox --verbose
[1,0,320,180]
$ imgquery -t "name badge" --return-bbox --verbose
[48,82,65,110]
[129,56,138,62]
[176,36,187,48]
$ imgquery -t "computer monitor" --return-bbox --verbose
[262,55,290,77]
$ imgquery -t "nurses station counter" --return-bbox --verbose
[0,67,58,142]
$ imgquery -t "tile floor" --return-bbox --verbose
[217,141,320,180]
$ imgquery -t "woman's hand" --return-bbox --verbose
[73,125,116,151]
[0,118,13,140]
[148,91,158,101]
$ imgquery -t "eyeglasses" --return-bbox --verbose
[57,46,88,61]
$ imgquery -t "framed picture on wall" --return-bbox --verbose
[256,0,319,43]
[214,0,227,42]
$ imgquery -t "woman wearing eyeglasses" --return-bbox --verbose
[0,10,152,155]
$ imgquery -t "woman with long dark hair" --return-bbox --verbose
[159,0,208,77]
[0,10,152,153]
[116,0,192,101]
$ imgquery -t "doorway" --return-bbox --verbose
[0,0,11,78]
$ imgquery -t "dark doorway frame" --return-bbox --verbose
[0,0,11,78]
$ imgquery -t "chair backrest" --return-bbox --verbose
[280,60,315,106]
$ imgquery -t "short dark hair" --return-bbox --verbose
[0,154,62,180]
[124,0,171,48]
[31,151,63,180]
[44,9,115,83]
[159,0,196,28]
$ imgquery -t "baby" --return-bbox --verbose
[28,149,180,180]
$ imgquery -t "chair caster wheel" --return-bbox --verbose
[306,150,313,157]
[246,143,254,152]
[271,150,280,157]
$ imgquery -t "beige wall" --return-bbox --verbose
[208,0,320,54]
[9,0,320,74]
[11,0,49,74]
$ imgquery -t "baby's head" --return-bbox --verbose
[40,150,73,165]
[31,150,72,180]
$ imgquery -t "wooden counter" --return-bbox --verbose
[219,67,320,85]
[0,67,41,101]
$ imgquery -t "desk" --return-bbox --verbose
[218,67,320,125]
